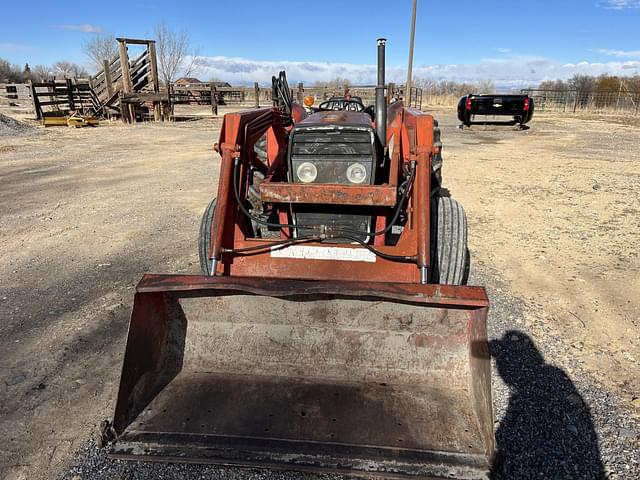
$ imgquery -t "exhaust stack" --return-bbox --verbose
[375,38,387,147]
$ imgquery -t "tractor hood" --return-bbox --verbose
[298,110,373,129]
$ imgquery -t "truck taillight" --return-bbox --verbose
[465,97,472,111]
[523,98,530,112]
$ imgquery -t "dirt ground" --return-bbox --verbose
[439,111,640,408]
[0,107,638,479]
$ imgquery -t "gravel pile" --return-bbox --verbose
[0,112,35,137]
[60,266,639,479]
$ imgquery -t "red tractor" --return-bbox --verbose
[102,39,495,479]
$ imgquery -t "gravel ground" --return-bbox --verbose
[59,264,640,480]
[0,112,35,137]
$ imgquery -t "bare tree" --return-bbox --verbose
[83,34,117,72]
[311,77,350,88]
[30,65,51,82]
[414,77,479,97]
[476,79,496,94]
[539,79,568,91]
[155,22,196,87]
[0,58,22,82]
[53,61,88,79]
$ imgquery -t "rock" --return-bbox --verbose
[5,373,26,386]
[618,428,636,438]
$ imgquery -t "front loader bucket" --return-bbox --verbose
[107,275,494,479]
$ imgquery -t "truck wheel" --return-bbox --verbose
[430,196,469,285]
[198,197,217,275]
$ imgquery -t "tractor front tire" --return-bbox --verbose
[430,196,469,285]
[198,197,217,275]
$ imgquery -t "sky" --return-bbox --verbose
[1,0,639,89]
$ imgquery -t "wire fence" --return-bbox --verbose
[520,89,640,115]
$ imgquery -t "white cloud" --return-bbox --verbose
[53,24,103,33]
[0,42,32,51]
[190,54,640,90]
[496,48,512,53]
[602,0,640,9]
[594,48,640,58]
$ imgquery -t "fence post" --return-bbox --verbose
[211,84,218,116]
[66,78,75,113]
[29,80,42,121]
[254,82,260,108]
[118,92,128,123]
[573,91,578,114]
[117,39,135,123]
[297,82,304,104]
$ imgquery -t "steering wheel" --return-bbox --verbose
[318,99,365,112]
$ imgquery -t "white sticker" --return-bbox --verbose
[270,245,376,263]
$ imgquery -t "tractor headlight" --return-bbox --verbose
[346,163,367,184]
[296,162,318,183]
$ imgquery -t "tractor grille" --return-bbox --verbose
[289,128,376,243]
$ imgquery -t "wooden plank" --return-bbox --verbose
[115,38,155,45]
[121,93,169,102]
[66,79,75,111]
[147,42,161,120]
[29,81,42,120]
[117,40,134,123]
[37,100,73,106]
[118,92,129,123]
[147,42,160,93]
[118,41,133,93]
[103,59,114,99]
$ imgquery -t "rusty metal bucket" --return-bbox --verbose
[106,274,494,479]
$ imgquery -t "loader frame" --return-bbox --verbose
[208,102,439,284]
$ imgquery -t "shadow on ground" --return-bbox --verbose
[490,330,605,479]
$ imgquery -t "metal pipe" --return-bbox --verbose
[420,266,428,284]
[375,38,387,148]
[406,0,417,103]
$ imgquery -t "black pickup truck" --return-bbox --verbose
[457,94,534,129]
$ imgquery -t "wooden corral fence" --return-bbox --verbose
[169,82,416,114]
[30,79,101,120]
[0,83,33,112]
[0,83,31,104]
[112,38,167,123]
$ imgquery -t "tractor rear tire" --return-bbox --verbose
[430,196,469,285]
[254,135,268,163]
[198,197,217,275]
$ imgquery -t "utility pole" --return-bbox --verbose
[406,0,418,104]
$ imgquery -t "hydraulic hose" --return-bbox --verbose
[230,158,418,262]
